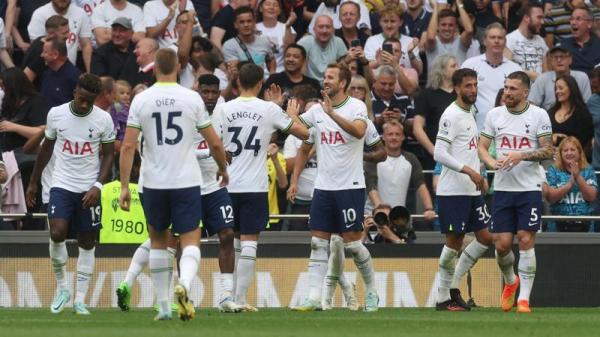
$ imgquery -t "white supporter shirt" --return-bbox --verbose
[256,22,295,73]
[143,0,194,48]
[364,33,421,70]
[481,103,552,192]
[45,103,115,193]
[505,29,548,75]
[308,1,371,35]
[214,97,293,193]
[301,96,368,191]
[435,102,481,196]
[460,55,521,130]
[91,1,146,33]
[74,0,101,17]
[28,3,92,66]
[127,82,211,189]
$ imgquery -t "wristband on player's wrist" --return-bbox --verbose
[93,181,103,190]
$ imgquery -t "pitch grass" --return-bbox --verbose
[2,308,600,337]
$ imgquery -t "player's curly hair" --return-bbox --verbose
[77,73,102,95]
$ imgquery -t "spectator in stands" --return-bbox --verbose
[28,0,93,73]
[267,142,288,230]
[372,37,418,96]
[505,2,548,80]
[544,136,597,232]
[365,5,423,75]
[22,15,69,87]
[210,0,250,49]
[143,0,194,48]
[347,75,375,120]
[335,1,370,49]
[587,67,600,170]
[548,75,594,151]
[256,0,297,73]
[472,0,501,44]
[365,120,436,221]
[263,44,321,106]
[544,0,577,47]
[40,37,80,108]
[425,0,473,71]
[223,6,276,77]
[297,15,348,82]
[0,18,14,68]
[119,37,158,87]
[6,0,50,59]
[371,65,412,131]
[461,23,521,129]
[529,46,591,111]
[94,76,116,113]
[413,54,458,170]
[91,17,136,79]
[308,0,372,35]
[558,6,600,74]
[402,0,432,40]
[91,0,146,45]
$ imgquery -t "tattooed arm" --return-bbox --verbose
[521,135,554,161]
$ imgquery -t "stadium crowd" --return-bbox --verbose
[0,0,600,235]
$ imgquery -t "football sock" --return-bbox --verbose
[75,247,95,304]
[345,240,376,294]
[451,239,489,288]
[235,240,257,304]
[167,246,177,290]
[124,239,151,288]
[220,273,234,299]
[307,237,329,302]
[178,246,200,293]
[496,249,517,285]
[49,239,68,291]
[437,245,458,303]
[323,235,344,303]
[233,238,241,297]
[150,249,171,314]
[518,248,536,302]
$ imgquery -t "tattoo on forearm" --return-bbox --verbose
[521,136,554,162]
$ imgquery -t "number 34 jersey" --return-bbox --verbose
[213,96,293,193]
[127,82,211,189]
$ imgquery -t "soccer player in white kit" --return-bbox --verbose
[478,71,553,313]
[433,68,493,311]
[119,48,229,321]
[214,63,308,312]
[288,63,379,312]
[25,74,116,315]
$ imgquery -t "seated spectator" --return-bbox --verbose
[308,0,371,35]
[371,65,412,131]
[143,0,195,47]
[425,1,474,71]
[544,136,598,232]
[94,76,116,113]
[347,75,374,121]
[558,6,600,74]
[256,0,297,73]
[548,75,594,151]
[91,17,136,79]
[372,37,418,96]
[0,18,14,68]
[210,0,250,49]
[529,46,591,111]
[119,37,158,87]
[267,142,287,230]
[413,54,458,170]
[91,0,146,45]
[588,67,600,170]
[22,15,69,87]
[40,37,80,108]
[335,1,370,49]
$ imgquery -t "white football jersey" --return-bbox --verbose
[45,102,115,193]
[284,132,317,201]
[194,103,225,196]
[214,97,293,193]
[127,82,211,189]
[436,102,481,196]
[143,0,194,48]
[481,103,552,191]
[301,96,368,191]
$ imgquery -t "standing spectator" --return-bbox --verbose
[143,0,194,48]
[0,18,14,68]
[544,0,577,47]
[558,6,600,74]
[588,67,600,170]
[425,0,473,72]
[118,37,158,87]
[544,136,597,232]
[28,0,94,73]
[372,37,418,95]
[370,65,412,131]
[223,6,276,78]
[298,15,348,82]
[548,75,594,150]
[256,0,297,73]
[529,46,591,111]
[472,0,501,44]
[413,54,458,170]
[403,0,432,40]
[40,37,81,108]
[364,5,423,75]
[308,0,372,35]
[91,17,136,79]
[461,23,521,129]
[7,0,50,59]
[267,142,287,230]
[505,2,548,80]
[91,0,146,45]
[335,1,370,49]
[210,0,250,49]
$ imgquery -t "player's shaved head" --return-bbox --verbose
[154,48,178,76]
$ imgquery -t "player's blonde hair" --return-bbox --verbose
[555,136,589,171]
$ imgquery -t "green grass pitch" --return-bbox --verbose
[2,308,600,337]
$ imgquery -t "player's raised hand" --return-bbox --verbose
[119,187,131,212]
[25,183,38,208]
[320,90,334,116]
[82,187,100,209]
[266,83,284,106]
[287,183,297,203]
[217,169,229,187]
[286,98,300,117]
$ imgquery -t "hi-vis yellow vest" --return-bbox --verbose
[99,181,148,243]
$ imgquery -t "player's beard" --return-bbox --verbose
[460,93,476,105]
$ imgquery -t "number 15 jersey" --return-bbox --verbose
[127,82,211,189]
[214,96,293,193]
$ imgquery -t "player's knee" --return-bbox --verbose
[518,234,535,249]
[218,229,234,246]
[49,228,66,242]
[494,241,512,255]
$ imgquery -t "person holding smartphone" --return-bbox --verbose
[334,1,370,49]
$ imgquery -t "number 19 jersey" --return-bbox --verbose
[214,96,293,193]
[127,82,211,189]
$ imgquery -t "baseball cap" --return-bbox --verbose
[111,17,133,30]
